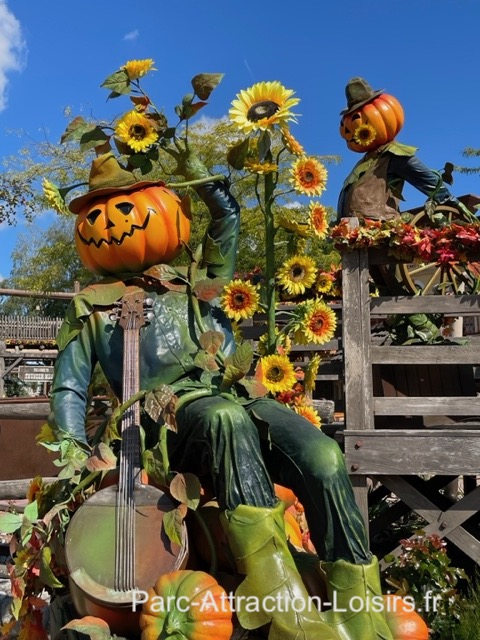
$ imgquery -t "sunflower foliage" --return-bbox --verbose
[219,80,341,423]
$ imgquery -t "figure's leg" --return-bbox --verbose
[168,395,341,640]
[249,398,393,640]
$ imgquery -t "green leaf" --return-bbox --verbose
[145,385,176,423]
[182,93,194,105]
[79,126,110,152]
[193,277,229,302]
[23,500,39,522]
[226,137,250,170]
[163,504,187,546]
[142,444,168,487]
[40,546,64,589]
[199,330,225,355]
[257,130,271,163]
[194,351,220,373]
[61,116,90,143]
[220,364,246,389]
[62,616,112,639]
[100,69,131,96]
[225,341,254,374]
[169,473,201,510]
[0,511,22,533]
[85,442,117,472]
[191,73,224,100]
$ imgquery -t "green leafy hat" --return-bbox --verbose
[69,152,164,214]
[340,77,384,115]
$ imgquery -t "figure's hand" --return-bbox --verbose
[169,139,211,181]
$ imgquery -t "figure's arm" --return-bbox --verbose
[49,319,97,444]
[388,153,458,205]
[196,180,240,281]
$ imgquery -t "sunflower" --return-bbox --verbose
[221,279,260,322]
[115,110,159,152]
[309,202,329,239]
[277,213,312,239]
[291,299,337,345]
[304,353,321,394]
[294,402,322,428]
[244,160,278,174]
[290,157,328,196]
[26,475,44,503]
[281,126,305,156]
[123,58,156,80]
[42,178,70,215]
[259,354,297,394]
[258,328,292,356]
[277,255,317,296]
[229,81,300,134]
[353,123,377,147]
[315,271,334,295]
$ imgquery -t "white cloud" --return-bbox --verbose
[123,29,139,41]
[0,1,25,112]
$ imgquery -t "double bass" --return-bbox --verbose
[65,290,188,637]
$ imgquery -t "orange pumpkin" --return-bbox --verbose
[339,93,404,153]
[383,594,429,640]
[140,569,233,640]
[75,185,191,275]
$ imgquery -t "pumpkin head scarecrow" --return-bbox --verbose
[50,141,396,640]
[337,77,461,222]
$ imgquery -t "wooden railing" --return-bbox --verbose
[0,315,63,341]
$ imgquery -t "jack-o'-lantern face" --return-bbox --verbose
[340,93,404,153]
[75,184,191,275]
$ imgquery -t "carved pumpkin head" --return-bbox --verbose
[70,154,191,275]
[339,78,404,153]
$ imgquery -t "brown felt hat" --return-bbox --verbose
[69,152,164,214]
[340,77,384,115]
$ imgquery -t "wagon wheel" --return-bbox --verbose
[389,204,480,295]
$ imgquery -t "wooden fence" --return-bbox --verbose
[0,315,63,341]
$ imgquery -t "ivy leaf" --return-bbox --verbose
[163,503,187,546]
[62,617,113,640]
[142,444,168,487]
[191,73,224,100]
[169,473,201,510]
[145,386,178,431]
[199,330,225,355]
[182,101,208,120]
[194,351,220,372]
[85,443,117,472]
[220,364,246,390]
[194,278,228,302]
[60,116,90,143]
[23,500,38,523]
[100,68,131,96]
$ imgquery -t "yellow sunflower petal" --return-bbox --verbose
[277,255,317,296]
[309,202,329,239]
[294,403,322,428]
[229,81,300,134]
[259,354,297,394]
[115,110,158,152]
[221,279,260,322]
[123,58,156,80]
[290,157,328,197]
[291,299,337,345]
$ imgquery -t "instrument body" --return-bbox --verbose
[64,290,187,637]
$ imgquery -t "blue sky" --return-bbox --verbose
[1,0,480,281]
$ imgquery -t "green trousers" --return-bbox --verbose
[168,396,370,564]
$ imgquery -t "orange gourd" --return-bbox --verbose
[340,93,404,153]
[75,185,191,275]
[383,594,429,640]
[140,570,233,640]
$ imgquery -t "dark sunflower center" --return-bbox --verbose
[267,366,283,382]
[233,292,247,308]
[309,314,325,332]
[302,171,314,184]
[247,100,280,122]
[357,127,372,140]
[291,266,305,281]
[130,124,147,140]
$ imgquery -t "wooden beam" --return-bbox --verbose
[371,295,480,315]
[374,396,480,415]
[371,345,480,365]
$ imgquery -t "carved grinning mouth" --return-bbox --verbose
[77,211,151,248]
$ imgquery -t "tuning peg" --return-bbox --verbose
[145,311,155,323]
[144,297,154,308]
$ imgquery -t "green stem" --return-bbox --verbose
[159,425,171,481]
[165,174,225,189]
[263,171,277,354]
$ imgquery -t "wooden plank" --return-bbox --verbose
[342,246,373,431]
[371,295,480,316]
[374,396,480,415]
[0,401,50,419]
[371,345,480,365]
[345,430,480,475]
[349,474,370,536]
[0,477,57,500]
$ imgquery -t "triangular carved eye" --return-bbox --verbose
[116,202,135,215]
[86,209,102,224]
